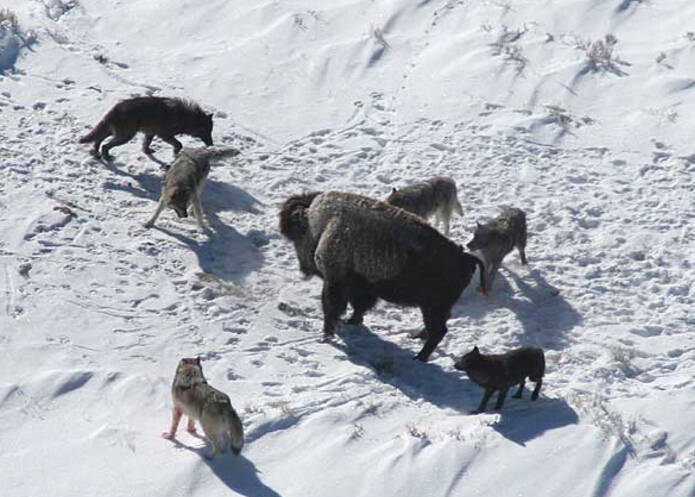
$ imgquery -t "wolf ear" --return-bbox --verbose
[476,221,482,229]
[195,356,201,366]
[472,346,480,354]
[206,112,213,119]
[391,187,397,193]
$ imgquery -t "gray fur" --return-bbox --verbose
[454,346,545,413]
[466,207,528,291]
[162,357,244,458]
[386,176,464,235]
[145,147,240,229]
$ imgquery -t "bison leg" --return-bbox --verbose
[414,307,448,362]
[346,290,377,325]
[321,281,348,337]
[518,245,528,266]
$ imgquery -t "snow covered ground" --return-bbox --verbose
[1,1,694,496]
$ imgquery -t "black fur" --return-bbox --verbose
[454,346,545,413]
[79,96,214,158]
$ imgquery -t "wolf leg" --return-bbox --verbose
[473,388,495,414]
[142,134,154,154]
[191,192,206,229]
[415,307,448,361]
[186,417,197,434]
[159,135,183,155]
[144,198,166,228]
[512,379,525,399]
[101,132,135,157]
[531,378,542,401]
[162,406,182,439]
[486,262,499,291]
[89,127,112,157]
[494,387,509,410]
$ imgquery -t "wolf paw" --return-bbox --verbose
[161,431,175,440]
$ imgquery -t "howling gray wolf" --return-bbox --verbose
[386,176,464,236]
[454,346,545,413]
[279,191,486,362]
[162,357,244,458]
[79,96,214,158]
[144,147,240,229]
[466,207,528,291]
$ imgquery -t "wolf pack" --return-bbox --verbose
[79,95,546,459]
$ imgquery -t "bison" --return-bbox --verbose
[279,191,486,362]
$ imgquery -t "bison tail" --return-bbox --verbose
[279,192,322,241]
[472,255,488,296]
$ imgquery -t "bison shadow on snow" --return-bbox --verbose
[451,264,581,349]
[169,438,282,497]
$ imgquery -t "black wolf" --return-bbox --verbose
[386,176,464,236]
[279,191,486,362]
[79,96,214,158]
[454,346,545,413]
[466,207,528,291]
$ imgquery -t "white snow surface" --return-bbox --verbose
[1,1,695,496]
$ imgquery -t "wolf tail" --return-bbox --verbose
[279,192,321,241]
[224,412,244,455]
[201,147,242,161]
[78,114,112,144]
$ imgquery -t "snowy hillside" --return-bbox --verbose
[1,1,694,496]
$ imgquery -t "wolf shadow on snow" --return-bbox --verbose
[102,158,264,282]
[169,438,283,497]
[332,319,578,444]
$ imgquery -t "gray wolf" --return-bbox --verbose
[79,96,214,158]
[162,357,244,458]
[466,207,528,291]
[279,191,486,362]
[144,147,240,229]
[454,346,545,413]
[386,176,464,236]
